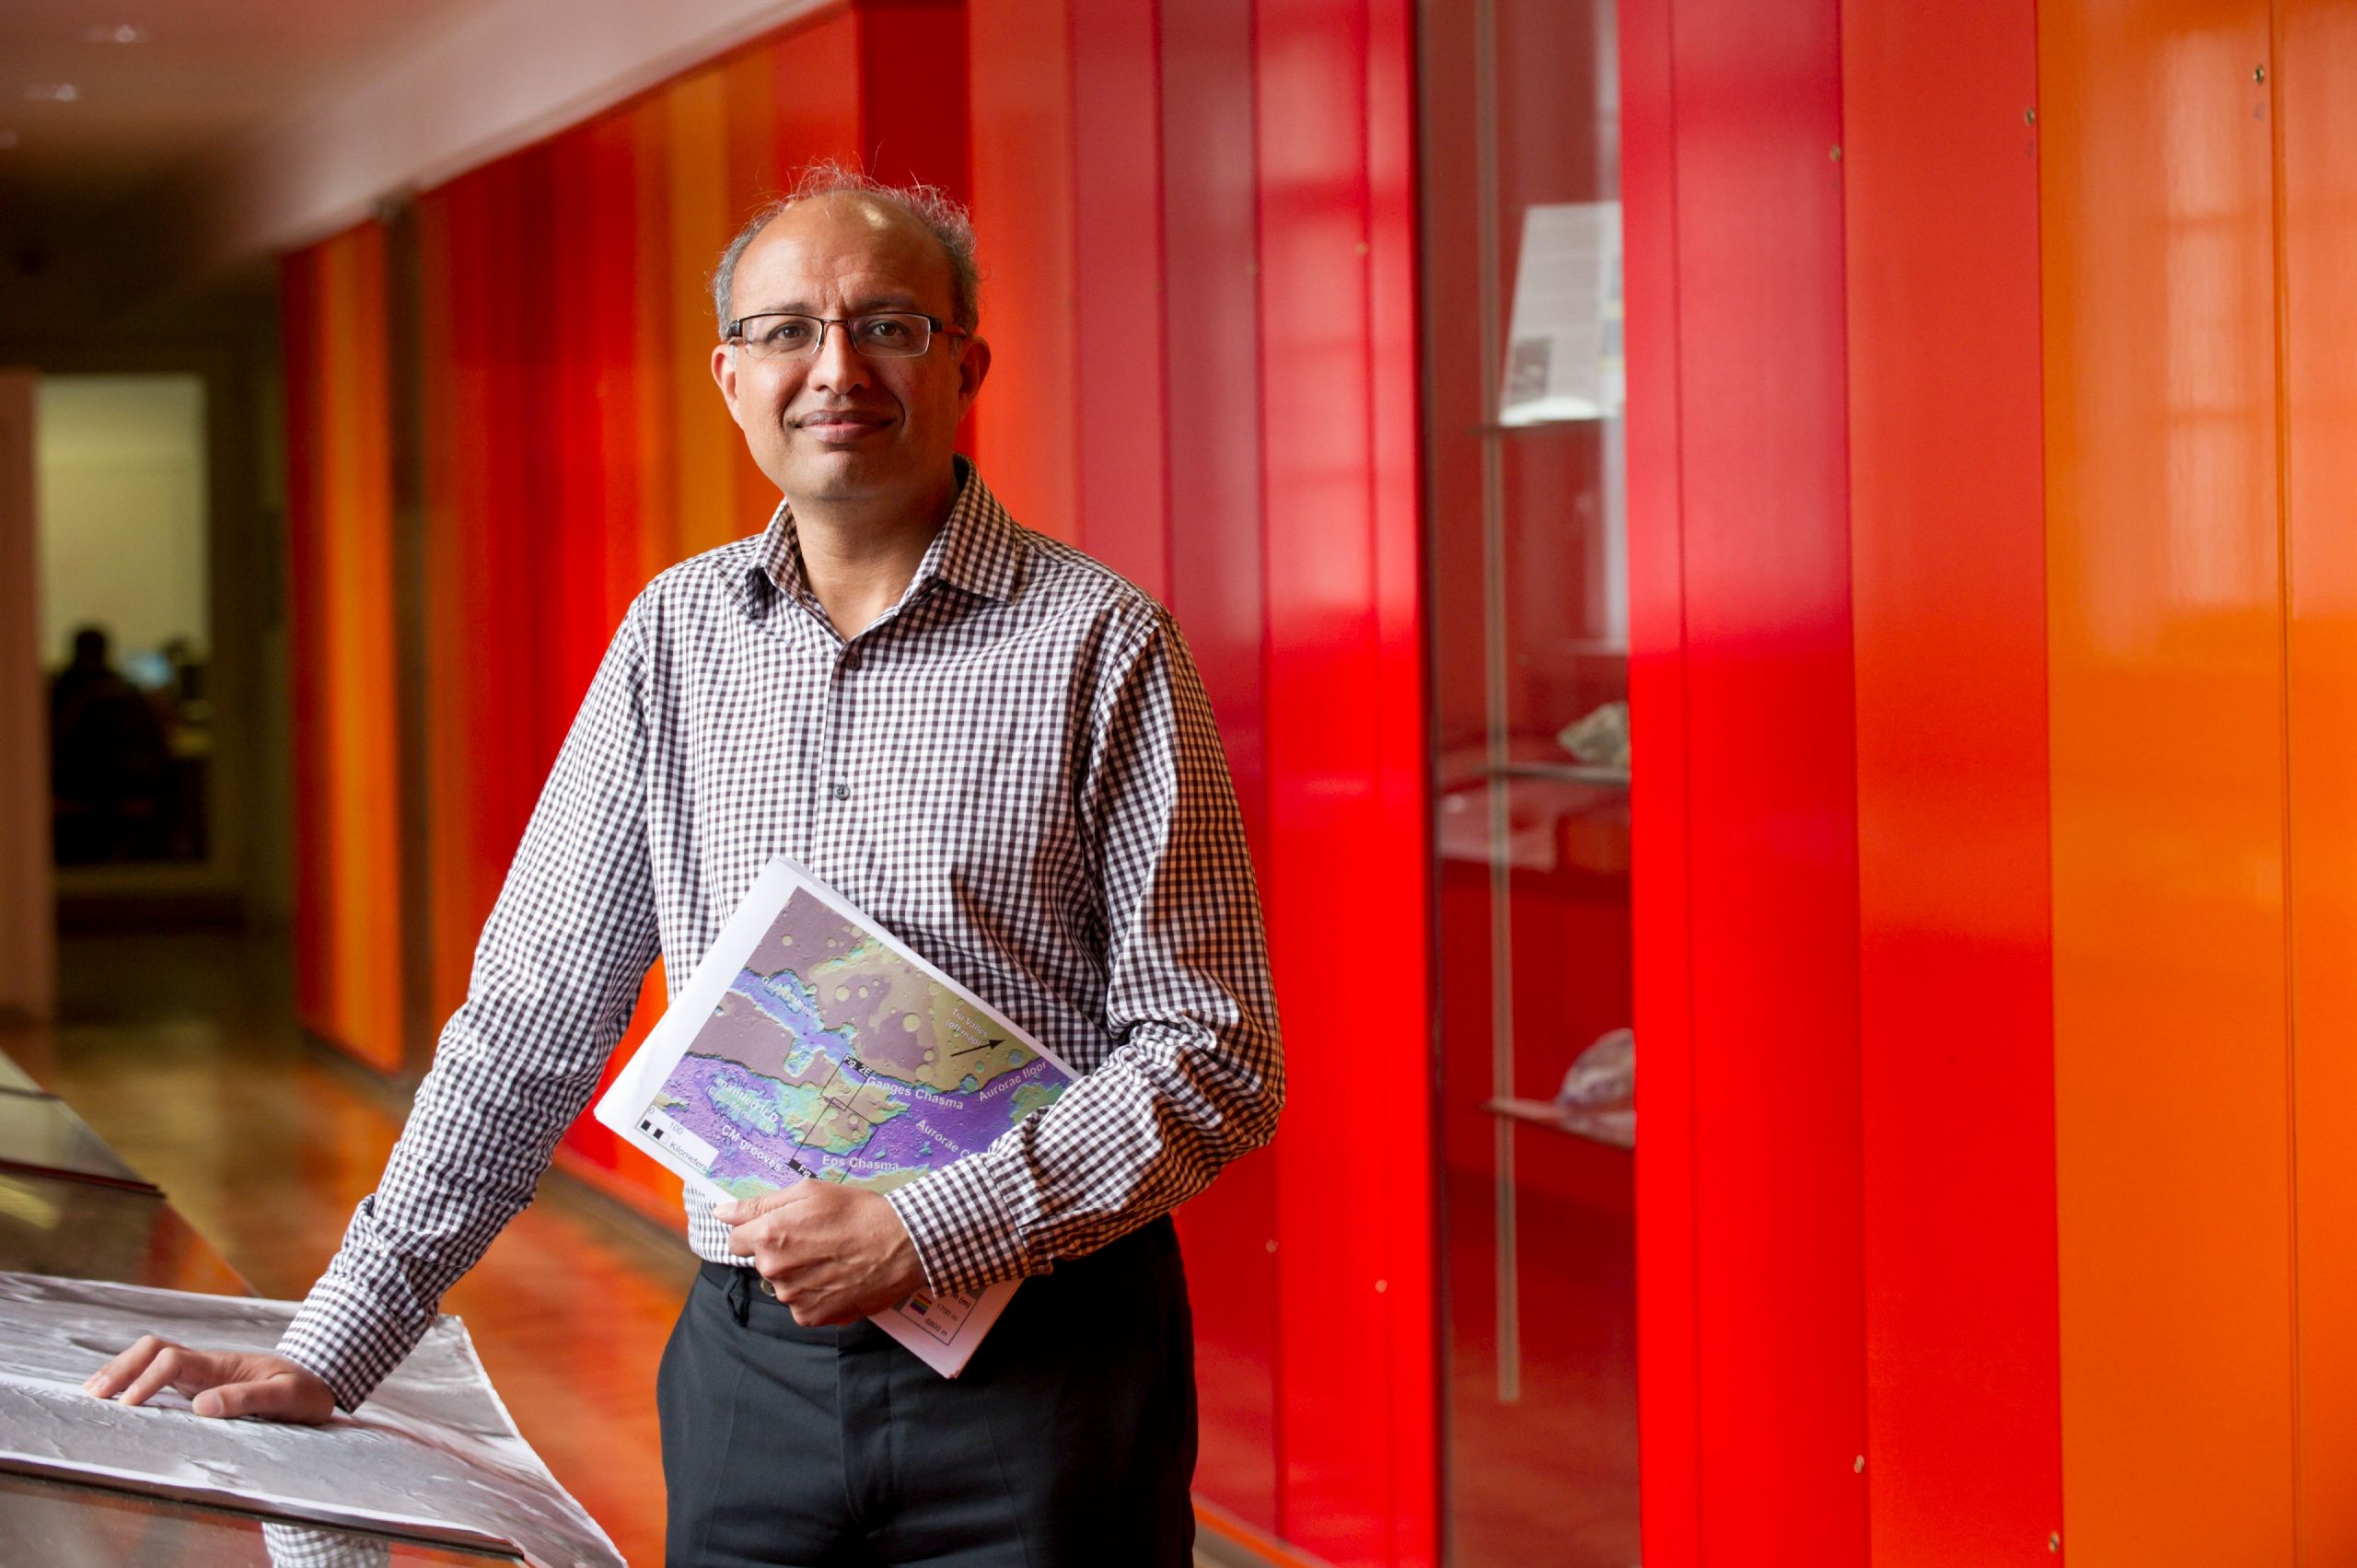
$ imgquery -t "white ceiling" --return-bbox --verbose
[0,0,479,215]
[0,0,815,326]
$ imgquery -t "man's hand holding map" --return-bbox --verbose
[593,855,1079,1376]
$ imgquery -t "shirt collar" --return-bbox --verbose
[744,457,1023,615]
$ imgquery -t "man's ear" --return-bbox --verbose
[957,335,992,415]
[711,342,745,427]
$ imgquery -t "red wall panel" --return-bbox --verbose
[1620,0,1701,1551]
[1156,0,1283,1535]
[1839,1,2063,1561]
[1257,2,1434,1562]
[1625,0,1866,1561]
[967,0,1077,541]
[1069,0,1170,600]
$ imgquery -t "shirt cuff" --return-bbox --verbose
[274,1275,433,1413]
[885,1152,1033,1297]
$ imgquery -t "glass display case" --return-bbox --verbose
[1422,0,1637,1562]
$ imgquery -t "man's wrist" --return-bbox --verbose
[886,1155,1029,1297]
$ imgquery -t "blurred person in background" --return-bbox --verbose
[49,624,168,864]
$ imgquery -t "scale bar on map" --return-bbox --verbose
[636,1108,719,1173]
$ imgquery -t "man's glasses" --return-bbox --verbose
[726,311,965,360]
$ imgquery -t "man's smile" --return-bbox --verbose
[795,407,896,442]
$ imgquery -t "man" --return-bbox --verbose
[87,166,1283,1566]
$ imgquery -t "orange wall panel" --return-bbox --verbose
[2041,0,2295,1557]
[284,222,404,1074]
[2282,2,2357,1555]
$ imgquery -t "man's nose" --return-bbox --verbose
[807,321,873,393]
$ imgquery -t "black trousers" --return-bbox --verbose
[656,1216,1197,1567]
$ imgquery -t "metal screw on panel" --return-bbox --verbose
[2255,64,2267,83]
[1829,144,1842,161]
[2025,108,2037,124]
[1852,1455,1864,1474]
[1375,1279,1387,1293]
[1264,1238,1277,1254]
[2049,1532,2061,1552]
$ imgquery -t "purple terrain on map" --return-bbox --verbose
[654,889,1068,1197]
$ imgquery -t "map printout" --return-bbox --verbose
[594,856,1075,1376]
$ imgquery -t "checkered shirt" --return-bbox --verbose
[277,462,1283,1411]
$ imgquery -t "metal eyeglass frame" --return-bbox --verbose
[724,311,970,359]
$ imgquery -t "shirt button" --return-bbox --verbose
[831,784,851,801]
[841,647,860,671]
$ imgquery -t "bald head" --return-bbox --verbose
[712,163,981,337]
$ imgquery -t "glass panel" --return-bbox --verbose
[1422,0,1637,1562]
[0,1471,522,1565]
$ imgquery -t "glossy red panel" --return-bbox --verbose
[1839,0,2062,1560]
[1626,0,1866,1561]
[1619,0,1701,1551]
[1157,0,1281,1533]
[965,0,1076,540]
[1257,0,1434,1561]
[1069,0,1170,599]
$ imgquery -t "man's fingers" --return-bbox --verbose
[714,1186,805,1225]
[115,1343,210,1408]
[84,1333,168,1399]
[194,1375,332,1424]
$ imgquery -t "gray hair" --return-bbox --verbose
[710,161,981,338]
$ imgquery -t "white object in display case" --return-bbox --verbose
[1497,201,1625,425]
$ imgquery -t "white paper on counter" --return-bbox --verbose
[0,1272,621,1567]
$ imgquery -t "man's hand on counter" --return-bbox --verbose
[84,1336,337,1423]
